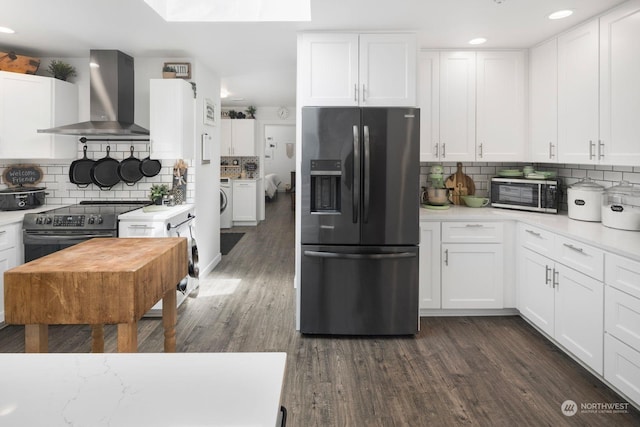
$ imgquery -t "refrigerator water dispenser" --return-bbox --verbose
[310,160,341,213]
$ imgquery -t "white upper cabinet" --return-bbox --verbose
[557,20,600,164]
[298,33,416,107]
[476,51,526,161]
[438,51,476,161]
[417,51,440,162]
[149,79,195,160]
[221,119,256,157]
[599,0,640,165]
[529,38,558,163]
[0,71,78,159]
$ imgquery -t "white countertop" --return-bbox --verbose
[0,205,67,227]
[420,205,640,262]
[0,352,286,427]
[118,203,195,222]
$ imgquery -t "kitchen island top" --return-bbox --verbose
[0,352,287,427]
[420,205,640,261]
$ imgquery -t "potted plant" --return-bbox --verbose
[245,106,256,119]
[228,109,237,119]
[46,60,77,81]
[149,184,169,204]
[162,65,176,79]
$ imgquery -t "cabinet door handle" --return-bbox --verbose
[442,143,446,158]
[526,229,541,237]
[434,143,439,158]
[444,249,449,266]
[563,243,584,254]
[553,268,559,288]
[362,84,366,103]
[354,84,358,102]
[549,142,555,159]
[589,140,595,160]
[545,265,552,285]
[478,143,484,158]
[598,140,605,160]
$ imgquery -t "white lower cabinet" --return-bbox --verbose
[419,222,441,309]
[518,248,555,336]
[0,223,20,324]
[232,180,258,224]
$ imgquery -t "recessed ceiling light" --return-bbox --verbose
[469,38,487,45]
[220,89,229,98]
[548,10,574,20]
[0,26,15,34]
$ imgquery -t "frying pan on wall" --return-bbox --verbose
[118,146,144,185]
[69,145,95,188]
[90,146,121,190]
[140,154,162,177]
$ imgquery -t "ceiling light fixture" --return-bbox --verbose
[548,10,574,20]
[220,89,229,98]
[0,26,16,34]
[469,38,487,45]
[144,0,311,22]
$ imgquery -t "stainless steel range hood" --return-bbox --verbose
[38,50,149,136]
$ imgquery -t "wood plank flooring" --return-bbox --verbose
[1,195,639,426]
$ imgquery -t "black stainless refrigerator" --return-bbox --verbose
[300,107,420,335]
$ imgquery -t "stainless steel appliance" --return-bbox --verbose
[22,201,149,262]
[490,177,560,213]
[300,107,420,335]
[0,187,46,211]
[220,178,232,229]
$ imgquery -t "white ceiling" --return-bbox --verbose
[0,0,627,107]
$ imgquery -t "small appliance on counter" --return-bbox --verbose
[0,186,46,211]
[601,181,640,231]
[490,176,560,214]
[422,164,450,210]
[567,177,604,222]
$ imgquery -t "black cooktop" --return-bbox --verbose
[44,200,150,216]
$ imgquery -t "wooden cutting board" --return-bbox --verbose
[445,162,476,205]
[0,51,40,74]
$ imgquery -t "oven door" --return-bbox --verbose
[490,179,543,212]
[23,231,116,262]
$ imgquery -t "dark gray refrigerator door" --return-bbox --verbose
[301,107,360,245]
[300,245,419,335]
[360,108,420,245]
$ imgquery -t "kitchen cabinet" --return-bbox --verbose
[517,223,604,374]
[475,51,525,161]
[0,222,20,324]
[557,20,600,164]
[418,222,441,309]
[599,0,640,165]
[0,71,78,159]
[149,79,195,160]
[441,222,504,309]
[418,51,525,162]
[298,33,416,107]
[529,38,558,162]
[604,252,640,405]
[233,179,258,225]
[221,119,256,157]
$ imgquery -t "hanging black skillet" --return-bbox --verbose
[118,146,144,185]
[139,152,162,177]
[68,144,95,188]
[90,146,121,190]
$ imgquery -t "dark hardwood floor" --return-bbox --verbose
[1,195,639,426]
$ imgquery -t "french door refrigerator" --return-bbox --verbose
[300,107,420,335]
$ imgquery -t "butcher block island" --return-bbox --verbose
[4,237,187,353]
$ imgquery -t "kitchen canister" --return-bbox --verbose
[567,177,604,222]
[602,181,640,231]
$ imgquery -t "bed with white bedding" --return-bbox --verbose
[264,173,281,200]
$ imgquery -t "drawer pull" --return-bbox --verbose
[127,225,154,229]
[545,265,552,285]
[465,224,484,228]
[444,249,449,266]
[525,229,541,237]
[563,243,585,254]
[0,230,6,235]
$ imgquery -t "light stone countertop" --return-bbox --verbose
[0,352,286,427]
[420,205,640,262]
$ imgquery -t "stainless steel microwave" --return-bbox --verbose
[490,177,560,213]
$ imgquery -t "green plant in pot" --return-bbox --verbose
[149,184,169,205]
[162,65,176,78]
[245,106,256,119]
[47,60,77,81]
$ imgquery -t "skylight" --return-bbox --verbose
[144,0,311,22]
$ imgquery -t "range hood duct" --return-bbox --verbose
[38,50,149,136]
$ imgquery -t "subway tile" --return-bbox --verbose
[586,170,604,180]
[622,172,640,184]
[603,171,623,182]
[572,169,587,178]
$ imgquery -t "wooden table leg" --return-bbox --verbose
[25,324,48,353]
[117,323,138,353]
[91,324,105,353]
[162,289,177,352]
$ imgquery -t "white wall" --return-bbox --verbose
[264,124,296,190]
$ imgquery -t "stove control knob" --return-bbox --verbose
[36,217,43,224]
[45,217,52,224]
[96,216,104,224]
[88,217,95,224]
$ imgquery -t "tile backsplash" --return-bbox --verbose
[420,162,640,212]
[0,143,194,205]
[220,156,260,178]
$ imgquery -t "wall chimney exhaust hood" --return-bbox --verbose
[38,50,149,136]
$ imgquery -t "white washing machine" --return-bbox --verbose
[220,178,233,229]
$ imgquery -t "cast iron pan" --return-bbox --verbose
[68,145,94,188]
[118,146,144,185]
[90,146,121,190]
[140,155,162,177]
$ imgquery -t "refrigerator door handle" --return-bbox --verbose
[363,125,371,223]
[353,125,360,223]
[304,250,416,260]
